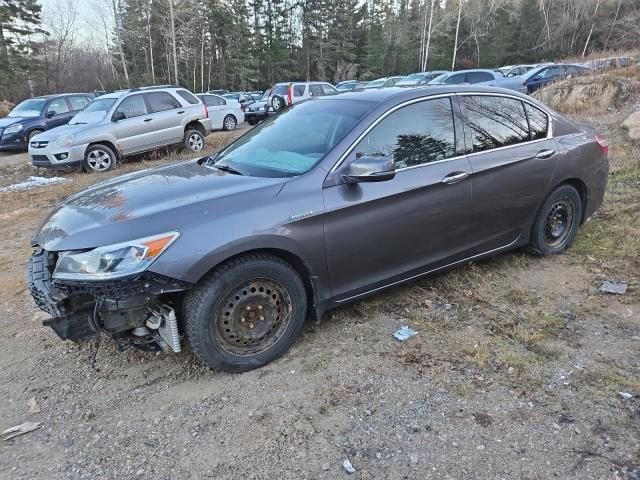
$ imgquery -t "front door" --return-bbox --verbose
[44,98,73,129]
[112,94,153,154]
[323,96,475,300]
[457,94,558,253]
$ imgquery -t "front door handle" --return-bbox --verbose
[144,118,152,122]
[177,110,185,114]
[441,172,469,184]
[535,149,555,159]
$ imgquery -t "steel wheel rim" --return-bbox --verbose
[224,117,235,130]
[543,197,574,248]
[87,150,112,171]
[214,277,293,356]
[188,133,203,151]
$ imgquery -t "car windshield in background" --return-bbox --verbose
[521,66,546,80]
[363,79,385,88]
[9,99,47,118]
[397,74,424,84]
[210,99,375,178]
[427,74,448,84]
[69,97,117,124]
[260,90,271,100]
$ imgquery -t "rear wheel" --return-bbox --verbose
[529,184,582,255]
[223,115,237,131]
[185,254,307,372]
[184,129,205,152]
[247,117,257,126]
[84,144,116,172]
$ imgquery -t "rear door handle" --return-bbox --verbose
[441,172,469,184]
[535,149,555,159]
[144,118,152,122]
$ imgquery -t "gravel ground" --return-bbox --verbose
[0,116,638,480]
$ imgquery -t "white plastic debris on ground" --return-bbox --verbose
[599,279,628,295]
[393,325,418,341]
[0,176,69,193]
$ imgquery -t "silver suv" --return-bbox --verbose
[269,81,337,111]
[29,86,212,172]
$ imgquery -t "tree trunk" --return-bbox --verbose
[451,0,462,71]
[582,0,601,57]
[423,0,435,71]
[111,0,130,87]
[168,0,179,84]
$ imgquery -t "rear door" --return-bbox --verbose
[458,94,557,253]
[112,94,153,153]
[144,91,184,146]
[323,96,476,300]
[201,95,225,129]
[467,71,495,86]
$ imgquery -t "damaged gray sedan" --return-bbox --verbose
[28,86,608,372]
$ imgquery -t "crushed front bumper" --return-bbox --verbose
[27,247,191,349]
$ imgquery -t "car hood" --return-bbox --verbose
[0,117,27,128]
[34,123,92,141]
[35,160,287,251]
[68,110,107,125]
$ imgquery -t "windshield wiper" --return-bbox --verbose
[212,164,245,176]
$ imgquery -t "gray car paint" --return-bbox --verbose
[33,85,608,317]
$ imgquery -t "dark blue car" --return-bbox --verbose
[0,93,94,151]
[522,64,591,94]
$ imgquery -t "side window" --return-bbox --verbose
[47,99,70,115]
[445,73,465,84]
[354,97,456,169]
[114,95,148,118]
[541,66,563,79]
[524,103,549,140]
[467,72,493,83]
[309,84,324,96]
[68,96,87,111]
[293,84,305,97]
[460,96,530,152]
[177,89,199,105]
[218,97,227,106]
[146,92,181,113]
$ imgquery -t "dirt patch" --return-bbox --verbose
[533,72,640,115]
[0,100,14,118]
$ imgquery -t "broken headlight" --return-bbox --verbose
[53,232,179,281]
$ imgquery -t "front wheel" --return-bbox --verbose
[84,144,116,172]
[185,254,308,372]
[529,184,582,255]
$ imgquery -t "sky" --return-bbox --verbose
[39,0,112,45]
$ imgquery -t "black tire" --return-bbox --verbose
[247,117,257,126]
[83,144,116,172]
[27,129,43,143]
[222,115,237,131]
[529,184,582,255]
[271,95,285,112]
[184,129,205,152]
[185,254,308,372]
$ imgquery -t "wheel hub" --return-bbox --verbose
[215,279,291,355]
[543,198,574,247]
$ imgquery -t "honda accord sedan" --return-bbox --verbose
[27,86,609,372]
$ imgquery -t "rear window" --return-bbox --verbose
[177,90,200,105]
[273,84,288,95]
[68,96,88,110]
[460,96,530,152]
[467,71,493,83]
[146,92,181,112]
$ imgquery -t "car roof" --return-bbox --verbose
[325,84,535,105]
[31,93,91,100]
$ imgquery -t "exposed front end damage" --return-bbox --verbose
[28,247,191,352]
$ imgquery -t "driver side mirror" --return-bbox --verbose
[112,111,126,122]
[343,155,395,184]
[46,111,57,118]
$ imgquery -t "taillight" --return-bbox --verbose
[595,134,608,156]
[203,103,209,118]
[287,84,293,106]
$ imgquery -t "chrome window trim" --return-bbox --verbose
[329,91,553,174]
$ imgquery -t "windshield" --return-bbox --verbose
[398,74,423,84]
[427,73,448,84]
[69,97,116,124]
[363,79,386,88]
[9,99,47,118]
[521,66,547,80]
[83,98,116,113]
[210,99,375,177]
[260,90,270,100]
